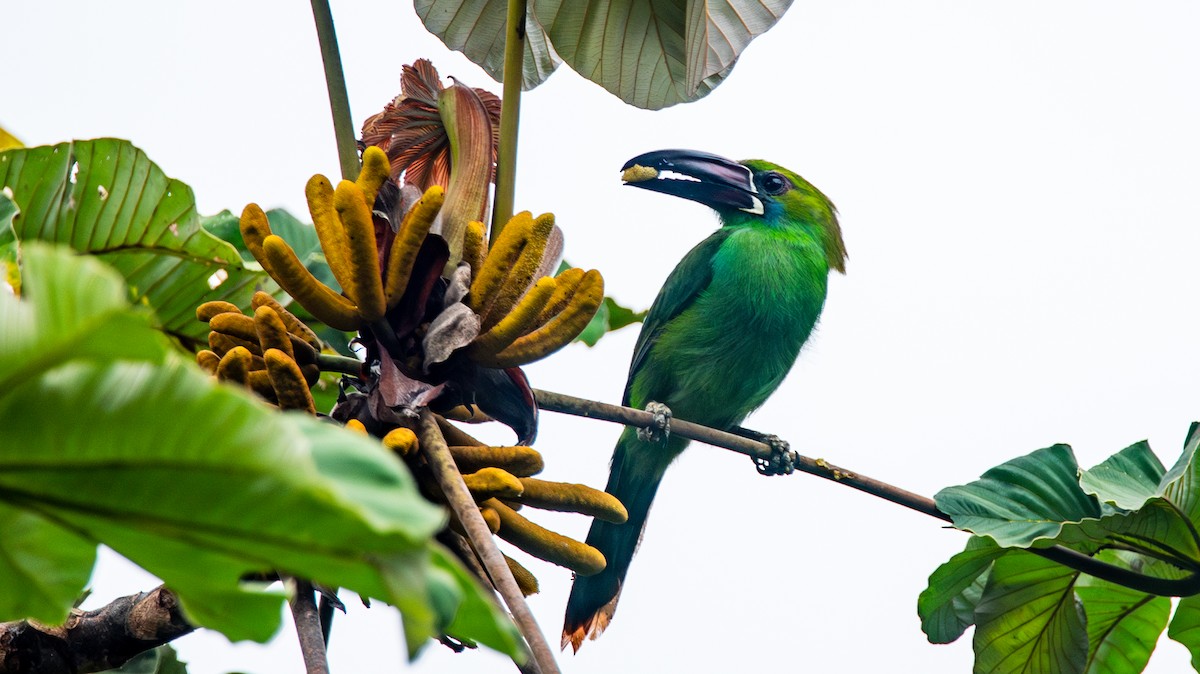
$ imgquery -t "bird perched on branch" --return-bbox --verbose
[563,149,847,651]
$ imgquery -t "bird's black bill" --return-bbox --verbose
[621,149,763,215]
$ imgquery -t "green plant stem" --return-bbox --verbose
[490,0,528,243]
[316,353,363,376]
[532,388,1200,598]
[309,0,359,181]
[417,410,558,674]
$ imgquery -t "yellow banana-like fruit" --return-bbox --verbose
[264,348,316,414]
[246,370,279,401]
[355,146,391,211]
[481,507,502,534]
[516,477,628,523]
[216,346,254,385]
[534,267,585,326]
[384,186,444,309]
[449,506,501,537]
[260,234,363,331]
[382,427,419,457]
[254,306,294,361]
[504,554,539,596]
[462,220,487,280]
[196,300,241,323]
[239,204,275,275]
[486,499,606,576]
[467,276,556,360]
[196,349,220,374]
[461,467,524,500]
[209,312,259,345]
[480,213,555,331]
[251,291,321,349]
[467,211,533,319]
[475,269,604,368]
[333,180,386,322]
[305,175,355,295]
[448,445,544,477]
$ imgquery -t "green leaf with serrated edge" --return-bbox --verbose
[1169,594,1200,670]
[919,536,1007,644]
[972,550,1088,674]
[0,139,271,343]
[414,0,561,90]
[1080,440,1166,512]
[0,245,521,656]
[1076,550,1170,674]
[534,0,792,110]
[935,444,1102,548]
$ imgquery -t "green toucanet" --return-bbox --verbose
[562,149,847,651]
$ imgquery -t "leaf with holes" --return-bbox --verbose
[0,139,272,346]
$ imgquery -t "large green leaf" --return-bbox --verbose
[1169,595,1200,670]
[415,0,561,90]
[972,551,1088,674]
[534,0,793,109]
[0,244,521,656]
[1079,440,1166,512]
[1076,551,1170,674]
[0,139,273,344]
[935,444,1103,548]
[919,536,1007,644]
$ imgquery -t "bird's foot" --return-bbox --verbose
[637,401,672,443]
[752,434,796,476]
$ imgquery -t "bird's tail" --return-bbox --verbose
[562,428,678,652]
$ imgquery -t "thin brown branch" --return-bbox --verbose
[0,586,193,674]
[288,579,329,674]
[532,388,1200,598]
[417,410,557,674]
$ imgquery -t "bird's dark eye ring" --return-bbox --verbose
[761,172,789,195]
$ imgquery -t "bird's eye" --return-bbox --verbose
[761,172,789,195]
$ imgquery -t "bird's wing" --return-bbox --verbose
[622,227,734,406]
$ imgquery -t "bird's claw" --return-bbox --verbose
[638,401,672,443]
[754,434,795,476]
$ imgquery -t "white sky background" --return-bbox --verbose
[6,1,1200,672]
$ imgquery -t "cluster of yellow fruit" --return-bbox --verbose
[192,147,621,591]
[195,292,322,414]
[348,416,626,595]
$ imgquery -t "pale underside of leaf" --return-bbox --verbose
[415,0,561,89]
[535,0,791,109]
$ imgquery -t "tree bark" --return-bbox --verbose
[0,586,193,674]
